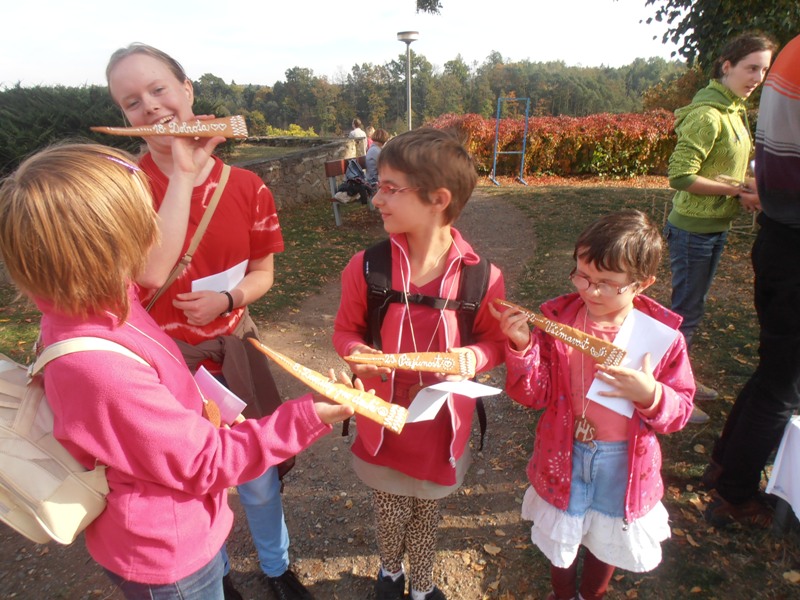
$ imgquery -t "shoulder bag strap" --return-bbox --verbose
[31,337,149,376]
[146,163,232,312]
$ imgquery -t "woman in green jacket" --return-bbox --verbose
[665,32,775,415]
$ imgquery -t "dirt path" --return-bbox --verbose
[0,190,542,600]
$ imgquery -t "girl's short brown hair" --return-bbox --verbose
[377,127,477,224]
[0,143,158,320]
[573,209,662,283]
[371,128,391,145]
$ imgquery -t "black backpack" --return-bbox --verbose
[355,238,491,448]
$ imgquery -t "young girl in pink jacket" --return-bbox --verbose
[491,210,695,600]
[0,143,353,600]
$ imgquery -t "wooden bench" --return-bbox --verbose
[324,156,373,226]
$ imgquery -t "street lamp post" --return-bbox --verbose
[397,31,419,131]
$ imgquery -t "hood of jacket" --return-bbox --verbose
[674,79,746,127]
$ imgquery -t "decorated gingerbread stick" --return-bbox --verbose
[91,115,248,139]
[344,351,476,378]
[494,298,626,367]
[248,339,407,434]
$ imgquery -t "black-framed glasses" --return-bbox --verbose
[375,182,421,196]
[569,269,638,297]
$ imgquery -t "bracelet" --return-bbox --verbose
[220,291,234,317]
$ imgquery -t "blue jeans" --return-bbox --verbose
[567,440,628,518]
[221,466,290,578]
[105,549,224,599]
[664,222,729,349]
[713,214,800,504]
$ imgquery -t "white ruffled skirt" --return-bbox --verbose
[521,486,671,573]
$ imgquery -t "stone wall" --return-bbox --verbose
[235,137,361,209]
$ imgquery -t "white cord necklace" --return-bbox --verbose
[574,306,596,442]
[402,237,456,400]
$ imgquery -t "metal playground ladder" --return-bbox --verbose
[489,97,530,186]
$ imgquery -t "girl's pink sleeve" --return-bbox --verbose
[46,354,329,496]
[504,329,552,409]
[638,334,695,433]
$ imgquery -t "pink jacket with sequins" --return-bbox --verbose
[505,293,695,522]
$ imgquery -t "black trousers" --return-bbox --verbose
[713,213,800,504]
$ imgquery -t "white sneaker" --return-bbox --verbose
[334,191,353,203]
[694,382,719,401]
[689,405,710,424]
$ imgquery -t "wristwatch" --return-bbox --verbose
[220,291,234,317]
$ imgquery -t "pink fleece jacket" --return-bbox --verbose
[36,287,330,584]
[505,293,695,522]
[333,229,506,484]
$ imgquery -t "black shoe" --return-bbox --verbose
[222,574,244,600]
[266,569,314,600]
[419,586,447,600]
[375,571,405,600]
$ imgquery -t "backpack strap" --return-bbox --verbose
[31,337,149,377]
[364,239,393,351]
[454,255,491,450]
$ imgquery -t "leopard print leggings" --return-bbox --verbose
[373,490,441,592]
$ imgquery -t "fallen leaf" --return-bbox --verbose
[783,570,800,583]
[686,534,700,547]
[484,543,502,556]
[693,444,706,454]
[690,586,702,593]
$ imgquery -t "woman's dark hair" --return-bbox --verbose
[712,32,778,79]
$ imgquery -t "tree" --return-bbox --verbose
[416,0,442,13]
[644,0,800,70]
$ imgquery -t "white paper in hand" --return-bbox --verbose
[405,380,502,423]
[586,309,679,418]
[194,366,247,425]
[191,259,248,293]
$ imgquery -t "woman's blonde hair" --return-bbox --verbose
[0,143,158,320]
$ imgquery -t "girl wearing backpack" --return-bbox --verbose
[0,143,353,600]
[333,128,506,600]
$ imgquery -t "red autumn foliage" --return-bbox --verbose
[428,111,676,178]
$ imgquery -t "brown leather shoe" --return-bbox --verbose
[705,490,773,528]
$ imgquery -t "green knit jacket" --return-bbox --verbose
[667,80,753,233]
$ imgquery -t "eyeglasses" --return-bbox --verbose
[569,270,638,297]
[375,183,420,196]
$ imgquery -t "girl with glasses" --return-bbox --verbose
[491,210,694,600]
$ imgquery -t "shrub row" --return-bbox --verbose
[428,111,676,178]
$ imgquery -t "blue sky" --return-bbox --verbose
[2,0,680,88]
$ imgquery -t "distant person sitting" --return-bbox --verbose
[349,118,367,155]
[365,129,390,185]
[366,125,376,150]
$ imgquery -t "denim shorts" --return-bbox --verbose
[566,439,629,518]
